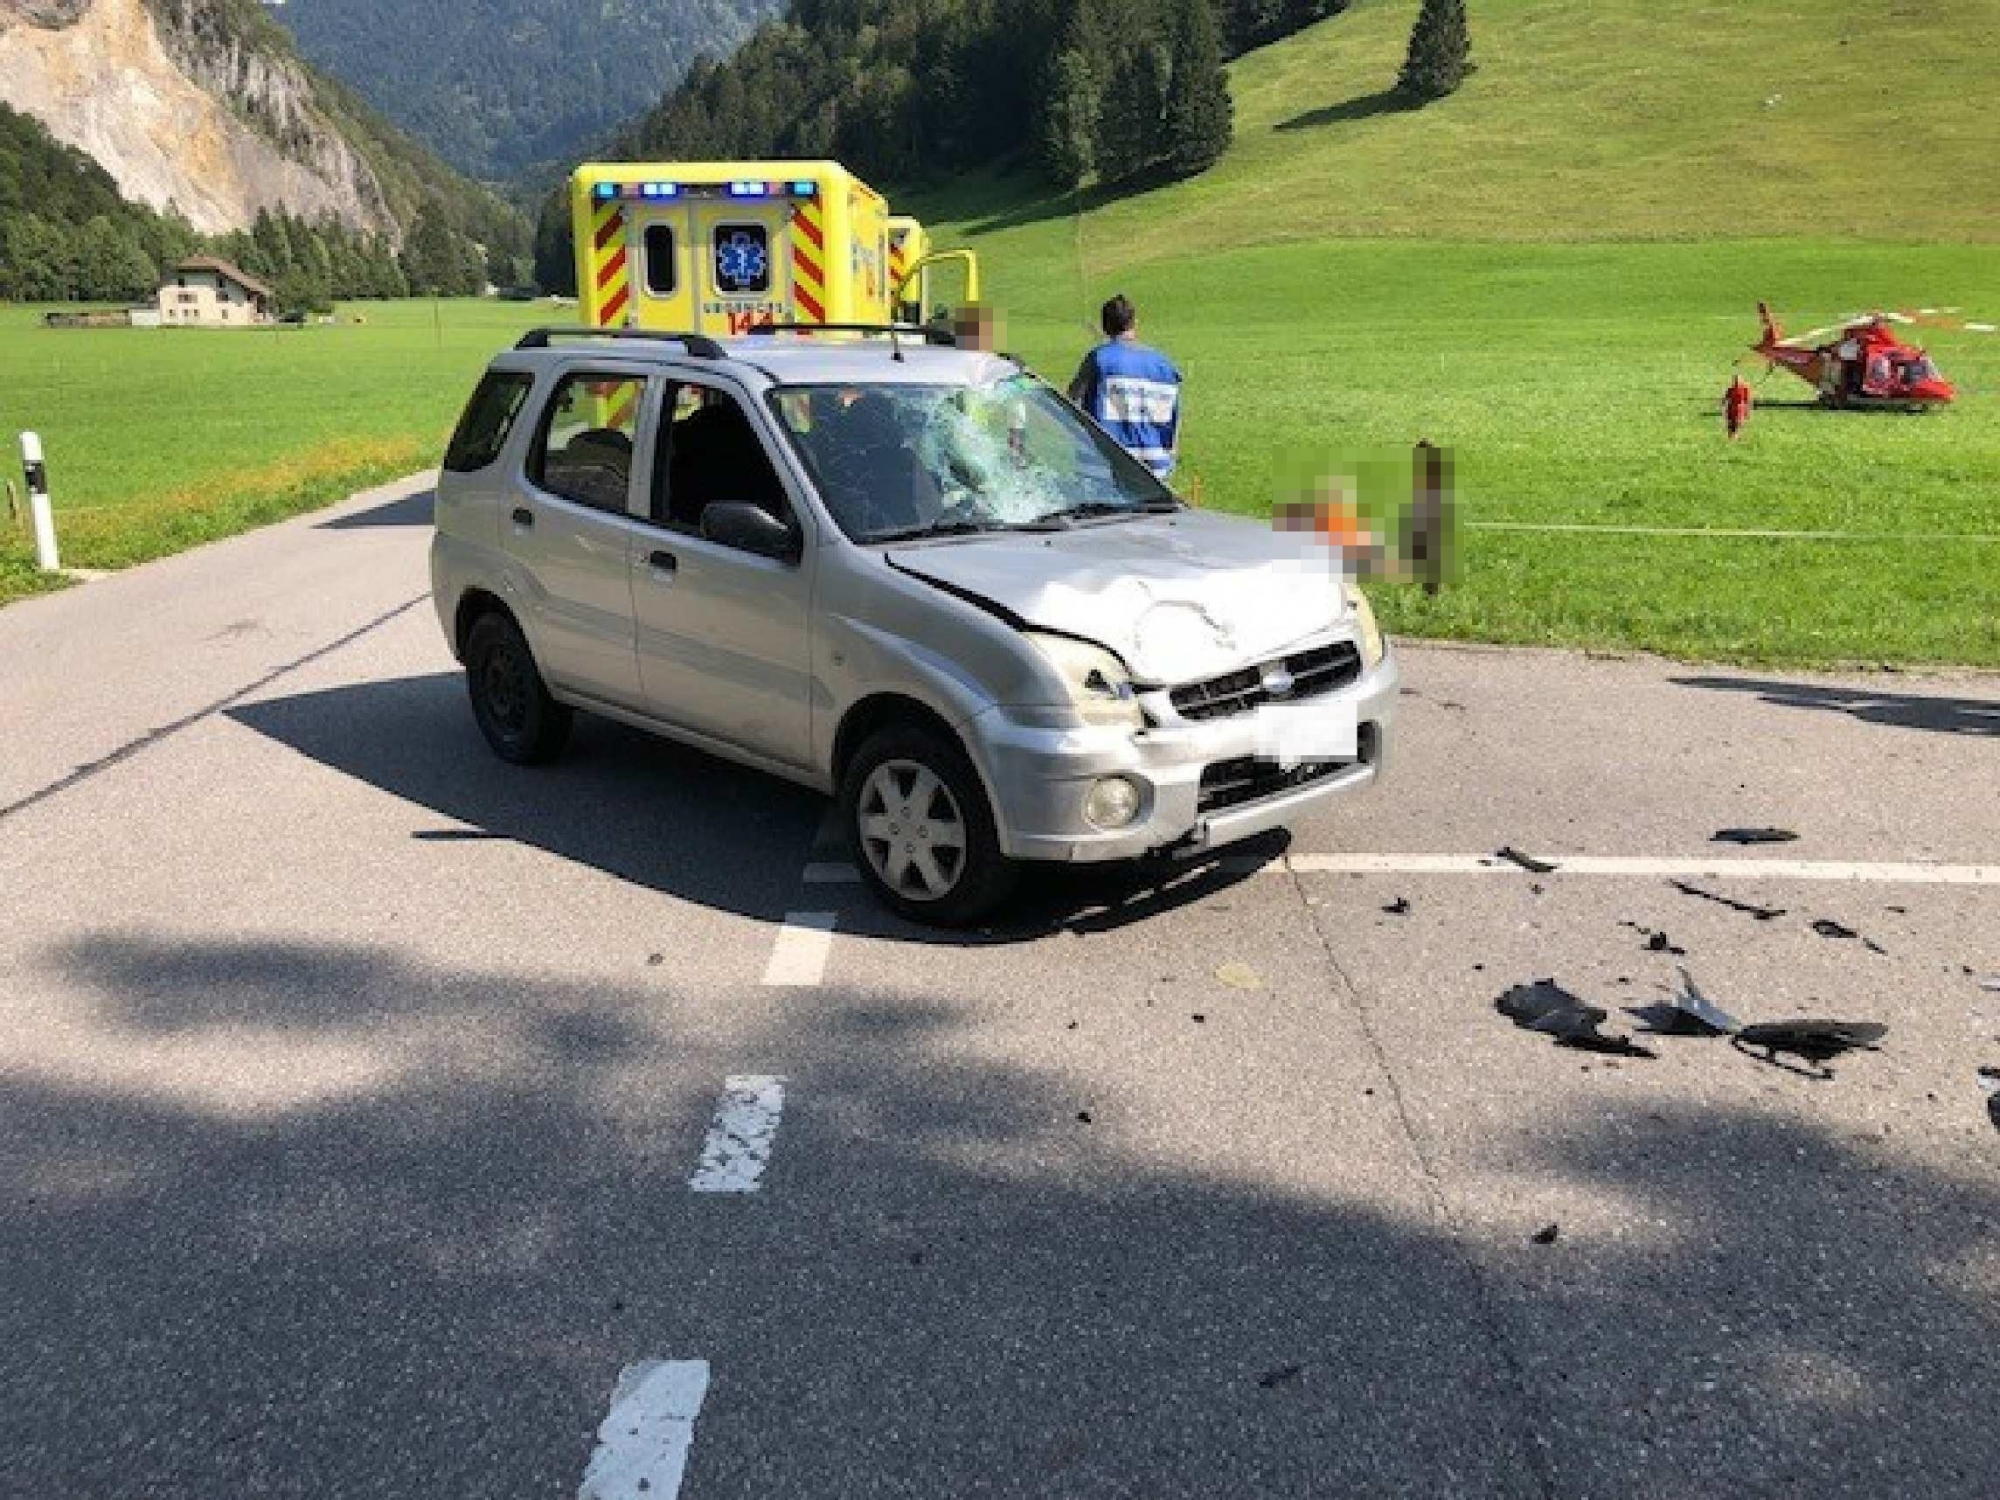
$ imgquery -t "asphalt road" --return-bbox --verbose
[2,477,1996,1499]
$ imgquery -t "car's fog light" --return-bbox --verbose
[1085,776,1143,830]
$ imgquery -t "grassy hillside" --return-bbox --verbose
[912,0,2000,666]
[928,0,2000,258]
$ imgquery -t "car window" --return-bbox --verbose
[444,372,532,473]
[531,373,646,514]
[652,380,793,542]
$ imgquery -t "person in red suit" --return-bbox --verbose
[1724,376,1754,440]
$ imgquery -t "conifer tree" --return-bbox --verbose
[1398,0,1472,102]
[1164,0,1234,177]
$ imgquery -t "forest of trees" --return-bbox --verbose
[620,0,1342,192]
[533,0,1341,291]
[0,103,524,308]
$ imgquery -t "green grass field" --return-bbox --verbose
[0,299,547,603]
[911,0,2000,666]
[4,0,1996,665]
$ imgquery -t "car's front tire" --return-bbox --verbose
[842,724,1016,927]
[464,611,572,765]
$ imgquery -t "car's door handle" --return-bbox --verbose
[510,506,535,530]
[646,549,678,579]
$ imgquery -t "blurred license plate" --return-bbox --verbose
[1252,702,1359,769]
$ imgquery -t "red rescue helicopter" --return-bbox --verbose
[1750,302,1960,411]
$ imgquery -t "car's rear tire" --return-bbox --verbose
[465,611,571,765]
[842,724,1016,927]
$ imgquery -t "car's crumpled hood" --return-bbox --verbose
[888,510,1346,684]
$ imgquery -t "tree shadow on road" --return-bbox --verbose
[3,931,1996,1497]
[227,674,1285,943]
[316,489,435,530]
[1672,674,2000,737]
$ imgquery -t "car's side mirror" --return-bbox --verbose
[702,501,800,562]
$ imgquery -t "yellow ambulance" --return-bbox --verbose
[572,160,979,337]
[571,159,903,337]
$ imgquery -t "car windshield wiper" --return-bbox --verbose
[1038,499,1181,524]
[865,518,1063,544]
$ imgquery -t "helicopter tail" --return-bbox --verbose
[1756,301,1783,347]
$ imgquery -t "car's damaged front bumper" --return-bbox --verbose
[967,646,1400,864]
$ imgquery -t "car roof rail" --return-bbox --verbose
[746,322,958,348]
[514,327,728,359]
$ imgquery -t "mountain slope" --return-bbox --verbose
[0,0,520,245]
[271,0,784,181]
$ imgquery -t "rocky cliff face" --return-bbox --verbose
[0,0,395,235]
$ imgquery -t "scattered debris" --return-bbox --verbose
[1192,1014,1207,1024]
[1670,881,1786,922]
[1257,1364,1304,1389]
[1632,967,1742,1036]
[1530,883,1547,896]
[1811,919,1858,940]
[1382,897,1412,916]
[1066,1021,1079,1031]
[1712,827,1799,846]
[1497,979,1656,1058]
[1076,1110,1094,1125]
[1530,1223,1560,1245]
[1497,846,1558,874]
[1216,962,1263,991]
[1733,1020,1888,1079]
[1621,921,1690,956]
[646,954,665,967]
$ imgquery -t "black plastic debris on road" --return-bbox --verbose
[1733,1019,1888,1079]
[1497,846,1559,874]
[1530,1223,1560,1245]
[1382,897,1412,916]
[1712,827,1800,845]
[1257,1364,1305,1389]
[1670,880,1786,922]
[1497,979,1657,1058]
[1631,967,1742,1036]
[1623,921,1688,956]
[1811,917,1889,955]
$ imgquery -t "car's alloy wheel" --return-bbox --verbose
[841,725,1016,926]
[858,759,968,901]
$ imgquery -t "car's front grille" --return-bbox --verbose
[1197,756,1348,815]
[1169,642,1362,722]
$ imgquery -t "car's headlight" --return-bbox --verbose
[1026,632,1144,728]
[1345,580,1386,669]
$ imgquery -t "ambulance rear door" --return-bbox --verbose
[630,201,695,334]
[693,197,792,337]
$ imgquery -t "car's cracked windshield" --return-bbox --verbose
[770,376,1178,543]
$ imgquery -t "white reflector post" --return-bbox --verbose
[20,431,59,573]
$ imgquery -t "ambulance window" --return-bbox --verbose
[712,224,771,295]
[643,225,677,297]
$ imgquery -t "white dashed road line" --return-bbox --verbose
[578,1360,711,1500]
[762,912,839,985]
[688,1075,788,1194]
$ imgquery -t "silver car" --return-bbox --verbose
[430,327,1398,924]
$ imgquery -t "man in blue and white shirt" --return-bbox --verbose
[1067,295,1183,479]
